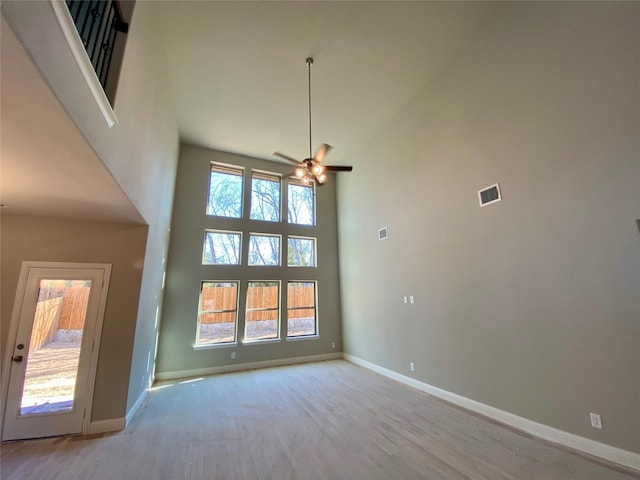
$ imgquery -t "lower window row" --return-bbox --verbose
[196,280,317,346]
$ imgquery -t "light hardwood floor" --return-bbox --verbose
[1,360,638,479]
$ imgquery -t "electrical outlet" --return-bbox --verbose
[410,362,415,372]
[403,296,408,304]
[331,342,336,349]
[231,352,236,359]
[590,412,603,429]
[409,295,415,304]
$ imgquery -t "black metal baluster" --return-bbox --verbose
[64,0,129,95]
[99,10,117,87]
[89,0,110,70]
[78,0,95,48]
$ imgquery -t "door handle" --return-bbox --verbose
[11,355,23,363]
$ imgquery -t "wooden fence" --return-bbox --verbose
[29,281,90,350]
[201,284,315,323]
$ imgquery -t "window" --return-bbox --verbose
[250,172,280,222]
[287,236,316,267]
[248,234,281,266]
[245,281,280,341]
[203,230,241,265]
[288,180,314,225]
[287,282,317,337]
[194,160,323,349]
[207,164,243,218]
[196,281,238,345]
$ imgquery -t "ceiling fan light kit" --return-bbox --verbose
[274,57,352,186]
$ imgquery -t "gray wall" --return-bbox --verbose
[157,146,342,375]
[0,215,148,422]
[338,2,640,453]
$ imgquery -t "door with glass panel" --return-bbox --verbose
[2,263,110,440]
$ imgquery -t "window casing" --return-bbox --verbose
[245,281,280,342]
[250,171,281,222]
[203,230,242,265]
[248,234,281,266]
[207,164,243,218]
[288,180,315,225]
[288,236,317,267]
[196,281,239,346]
[287,282,317,337]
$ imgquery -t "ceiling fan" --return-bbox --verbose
[274,57,353,186]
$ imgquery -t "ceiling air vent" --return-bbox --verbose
[478,183,502,207]
[378,226,388,240]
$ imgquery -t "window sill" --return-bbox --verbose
[193,342,238,351]
[285,335,319,342]
[242,338,281,346]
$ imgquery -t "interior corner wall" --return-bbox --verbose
[156,146,342,376]
[112,0,180,414]
[1,1,180,416]
[0,215,148,422]
[337,2,640,454]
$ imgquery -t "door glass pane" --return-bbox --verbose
[20,279,91,416]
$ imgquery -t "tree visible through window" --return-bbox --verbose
[288,236,316,267]
[203,230,241,265]
[207,164,243,218]
[250,172,280,222]
[249,234,281,266]
[196,162,322,347]
[288,181,314,225]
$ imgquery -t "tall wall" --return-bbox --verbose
[338,2,640,453]
[0,215,148,421]
[2,1,179,419]
[156,146,341,375]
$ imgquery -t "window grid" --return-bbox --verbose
[197,164,321,347]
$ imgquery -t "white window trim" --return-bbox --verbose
[193,342,238,351]
[286,335,320,342]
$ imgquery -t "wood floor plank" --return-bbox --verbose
[1,360,638,479]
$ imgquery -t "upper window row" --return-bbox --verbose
[207,164,314,226]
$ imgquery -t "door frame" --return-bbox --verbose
[1,261,111,440]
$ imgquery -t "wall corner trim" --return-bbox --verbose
[50,0,118,128]
[155,352,342,381]
[343,353,640,473]
[87,418,125,435]
[125,388,149,427]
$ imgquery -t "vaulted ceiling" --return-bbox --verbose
[157,1,499,165]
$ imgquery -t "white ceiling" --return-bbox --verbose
[157,1,499,165]
[0,2,499,222]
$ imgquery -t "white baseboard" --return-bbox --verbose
[344,353,640,473]
[87,417,125,435]
[155,352,342,381]
[125,388,148,426]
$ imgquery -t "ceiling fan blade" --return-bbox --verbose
[274,152,301,165]
[314,144,332,164]
[324,165,353,172]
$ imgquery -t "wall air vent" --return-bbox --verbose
[478,183,502,207]
[378,226,388,240]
